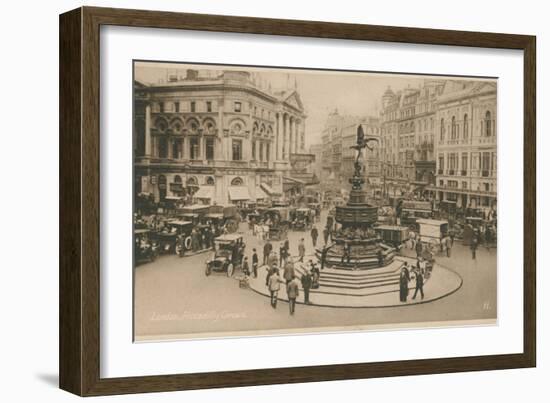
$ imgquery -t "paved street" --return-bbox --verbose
[135,212,496,340]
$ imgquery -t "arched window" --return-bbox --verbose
[463,114,469,138]
[155,118,167,133]
[440,118,445,140]
[186,176,198,186]
[451,116,456,139]
[485,111,492,136]
[173,175,182,184]
[231,177,243,186]
[205,176,215,186]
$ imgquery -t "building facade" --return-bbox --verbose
[133,69,310,205]
[380,81,444,196]
[431,80,497,210]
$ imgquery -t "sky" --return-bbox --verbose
[135,61,429,147]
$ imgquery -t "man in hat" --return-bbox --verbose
[301,269,313,305]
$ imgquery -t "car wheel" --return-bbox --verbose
[227,263,234,277]
[205,265,211,276]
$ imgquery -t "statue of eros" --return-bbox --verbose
[351,124,379,178]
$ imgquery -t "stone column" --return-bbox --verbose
[145,104,152,156]
[182,136,188,159]
[283,114,288,160]
[291,118,296,156]
[277,113,283,160]
[167,138,173,159]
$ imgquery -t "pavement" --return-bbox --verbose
[246,255,463,308]
[134,211,496,340]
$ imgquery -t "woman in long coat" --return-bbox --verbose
[399,264,411,302]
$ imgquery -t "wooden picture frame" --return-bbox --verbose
[59,6,536,396]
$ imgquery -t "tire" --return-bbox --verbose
[227,263,234,277]
[184,236,192,250]
[205,265,211,276]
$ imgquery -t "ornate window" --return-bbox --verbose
[451,116,456,139]
[463,114,469,138]
[186,176,198,186]
[232,140,243,161]
[231,177,244,186]
[203,119,216,135]
[440,118,445,140]
[155,118,168,133]
[189,137,200,159]
[205,176,215,185]
[230,121,244,135]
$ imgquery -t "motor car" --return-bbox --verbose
[205,234,245,277]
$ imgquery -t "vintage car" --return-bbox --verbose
[134,229,158,264]
[292,207,314,231]
[374,225,409,248]
[417,218,449,253]
[155,220,193,254]
[204,204,241,233]
[205,234,246,277]
[263,207,291,240]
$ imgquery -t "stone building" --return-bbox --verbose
[133,69,311,205]
[430,80,497,210]
[380,81,444,196]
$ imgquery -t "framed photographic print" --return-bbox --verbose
[59,6,536,396]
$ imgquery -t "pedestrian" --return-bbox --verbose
[341,241,351,264]
[471,236,478,260]
[267,268,284,308]
[449,227,455,247]
[251,248,258,278]
[283,258,295,285]
[298,238,306,263]
[320,244,329,270]
[445,234,453,258]
[301,270,312,304]
[415,237,423,258]
[323,226,329,245]
[419,257,427,276]
[311,263,320,289]
[268,250,278,269]
[310,226,319,248]
[263,240,272,265]
[399,264,410,302]
[279,243,287,266]
[412,268,424,300]
[286,275,300,315]
[242,256,250,276]
[377,248,384,267]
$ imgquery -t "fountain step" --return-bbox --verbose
[319,277,400,289]
[309,282,417,298]
[320,271,400,282]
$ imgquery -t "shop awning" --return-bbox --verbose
[194,186,214,200]
[228,186,251,201]
[260,182,280,196]
[255,187,270,200]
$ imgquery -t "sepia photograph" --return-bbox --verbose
[132,61,498,342]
